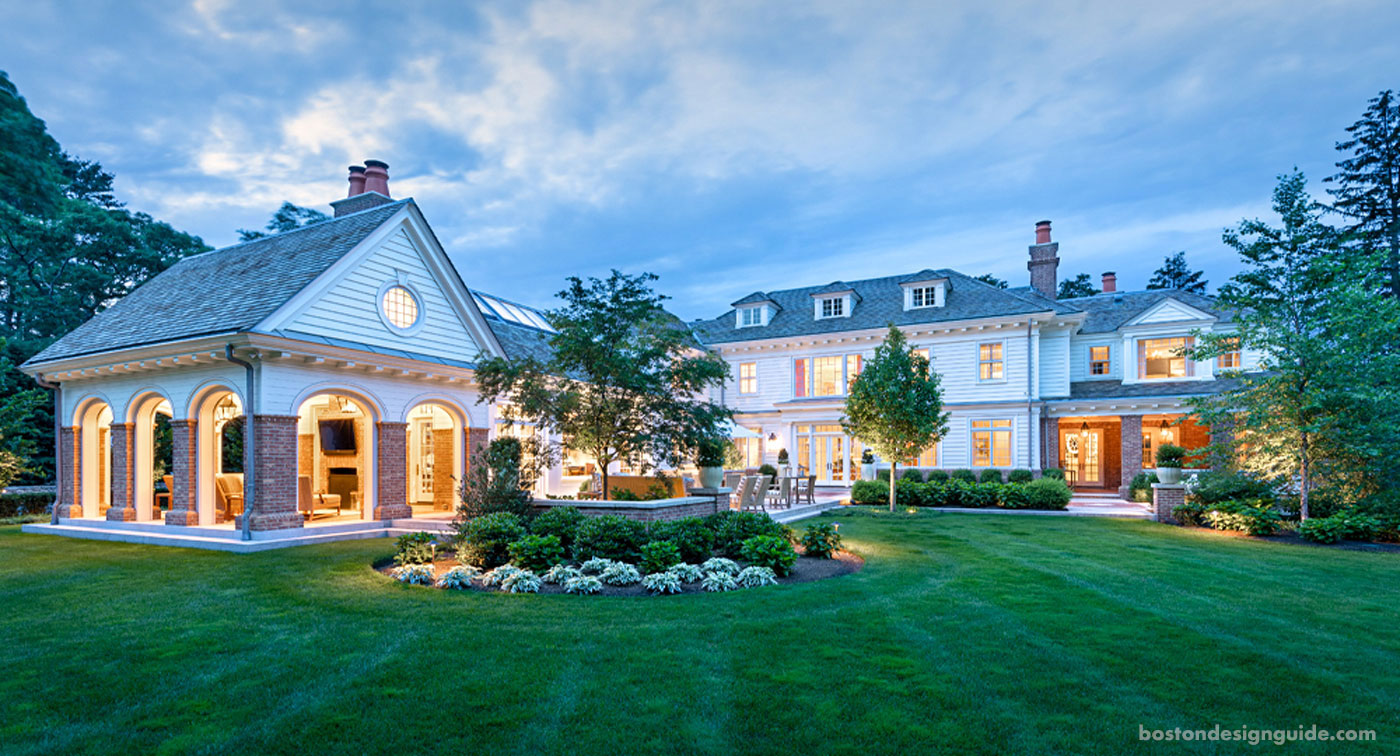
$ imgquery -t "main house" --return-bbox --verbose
[20,162,1249,546]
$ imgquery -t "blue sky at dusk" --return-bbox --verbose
[4,1,1397,319]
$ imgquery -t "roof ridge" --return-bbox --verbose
[186,198,411,259]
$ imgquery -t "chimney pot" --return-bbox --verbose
[362,159,390,197]
[346,165,366,197]
[1028,219,1060,299]
[1102,271,1117,293]
[1035,220,1052,244]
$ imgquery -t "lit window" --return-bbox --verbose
[903,444,937,468]
[381,285,419,330]
[845,354,862,391]
[739,307,762,327]
[971,419,1013,467]
[812,356,842,396]
[794,354,864,398]
[794,358,808,398]
[979,343,1004,381]
[910,286,938,308]
[1138,337,1193,379]
[913,347,931,376]
[733,436,761,467]
[819,297,844,318]
[738,362,757,394]
[1090,346,1110,375]
[1217,337,1241,369]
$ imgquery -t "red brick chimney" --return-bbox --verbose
[1028,220,1060,299]
[363,159,390,196]
[1102,271,1117,293]
[330,159,396,218]
[346,165,366,197]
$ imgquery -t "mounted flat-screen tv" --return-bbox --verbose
[319,419,357,453]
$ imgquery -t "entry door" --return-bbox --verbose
[829,436,846,483]
[410,417,435,503]
[1063,430,1102,486]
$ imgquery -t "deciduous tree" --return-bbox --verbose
[1056,273,1099,299]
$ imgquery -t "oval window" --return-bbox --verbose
[381,285,420,330]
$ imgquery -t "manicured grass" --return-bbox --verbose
[3,511,1398,755]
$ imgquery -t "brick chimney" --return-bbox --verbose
[330,159,396,218]
[1028,220,1060,299]
[1102,271,1117,293]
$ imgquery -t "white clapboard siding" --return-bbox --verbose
[1130,298,1213,325]
[286,228,480,361]
[1038,330,1071,397]
[1068,334,1122,382]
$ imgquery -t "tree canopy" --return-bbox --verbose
[1056,273,1099,299]
[1325,89,1400,297]
[973,273,1008,289]
[1147,252,1208,293]
[474,270,731,500]
[237,202,330,242]
[842,325,949,511]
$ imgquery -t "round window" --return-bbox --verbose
[381,285,420,330]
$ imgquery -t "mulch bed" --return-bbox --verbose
[1180,525,1400,553]
[374,550,864,596]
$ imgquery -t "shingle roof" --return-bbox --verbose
[24,200,410,365]
[1057,289,1226,333]
[1062,377,1239,401]
[483,319,555,363]
[692,269,1064,345]
[731,291,779,308]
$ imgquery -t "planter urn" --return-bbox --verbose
[1156,466,1182,485]
[699,466,724,489]
[861,463,876,481]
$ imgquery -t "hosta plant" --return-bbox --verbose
[600,562,642,586]
[642,571,683,595]
[701,571,738,592]
[700,557,739,575]
[564,575,603,595]
[800,522,841,559]
[435,565,481,590]
[580,557,615,574]
[500,569,542,594]
[667,563,705,583]
[736,565,778,588]
[390,563,435,585]
[739,535,798,576]
[481,565,524,588]
[542,564,581,585]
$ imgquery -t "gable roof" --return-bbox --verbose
[692,269,1065,345]
[1058,289,1226,333]
[24,200,411,366]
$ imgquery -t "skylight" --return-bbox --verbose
[472,291,555,332]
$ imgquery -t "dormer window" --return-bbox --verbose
[819,297,844,319]
[911,286,937,308]
[738,306,763,328]
[900,277,947,310]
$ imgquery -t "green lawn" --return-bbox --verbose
[3,511,1398,755]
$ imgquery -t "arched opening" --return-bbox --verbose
[296,393,376,522]
[404,401,465,515]
[74,399,113,519]
[191,387,245,526]
[128,392,174,521]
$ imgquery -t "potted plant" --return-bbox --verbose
[777,448,790,476]
[1155,443,1186,484]
[860,449,876,481]
[696,439,726,489]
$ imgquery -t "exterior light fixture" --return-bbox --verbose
[213,395,239,429]
[1079,421,1089,439]
[768,432,778,441]
[1159,419,1172,441]
[333,395,350,412]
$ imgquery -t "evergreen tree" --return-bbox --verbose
[1146,252,1208,293]
[237,202,330,241]
[1325,89,1400,297]
[973,273,1008,289]
[842,325,949,511]
[1057,273,1099,299]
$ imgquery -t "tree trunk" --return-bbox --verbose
[889,462,898,512]
[1298,434,1310,521]
[601,467,610,502]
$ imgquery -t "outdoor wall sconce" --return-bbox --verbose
[1079,421,1089,439]
[1159,419,1172,441]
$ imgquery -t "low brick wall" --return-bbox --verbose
[532,494,725,523]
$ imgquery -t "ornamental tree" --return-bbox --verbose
[842,325,949,511]
[475,270,732,500]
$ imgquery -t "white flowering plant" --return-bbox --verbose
[580,557,615,574]
[642,571,683,595]
[667,563,705,583]
[564,575,603,595]
[481,565,524,588]
[391,563,435,586]
[701,571,738,592]
[600,562,642,586]
[542,564,581,585]
[435,565,481,590]
[736,565,778,588]
[501,569,542,594]
[701,557,739,575]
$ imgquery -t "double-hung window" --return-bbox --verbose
[1217,337,1241,370]
[910,286,937,308]
[978,343,1004,381]
[818,297,844,318]
[1089,345,1110,375]
[971,419,1013,467]
[739,307,761,327]
[738,362,757,394]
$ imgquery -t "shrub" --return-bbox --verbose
[508,534,566,572]
[895,478,925,506]
[480,565,524,588]
[778,448,791,466]
[1155,443,1187,468]
[643,571,683,594]
[968,482,1002,508]
[500,569,542,593]
[950,469,977,483]
[564,575,603,594]
[736,565,778,587]
[925,470,950,484]
[611,488,641,501]
[1042,467,1065,480]
[541,564,581,584]
[435,565,480,589]
[390,563,435,585]
[978,469,1003,484]
[876,469,892,482]
[740,535,798,576]
[393,531,437,566]
[800,522,842,558]
[696,438,726,468]
[1007,469,1033,484]
[1204,500,1281,536]
[942,479,971,508]
[456,437,537,520]
[640,540,683,573]
[647,517,715,562]
[1190,471,1274,506]
[701,557,740,575]
[1298,516,1347,544]
[998,484,1031,509]
[458,512,527,568]
[0,492,53,518]
[573,515,647,562]
[758,464,779,482]
[1171,501,1210,527]
[531,506,585,549]
[920,481,948,507]
[707,511,790,557]
[901,468,924,483]
[580,557,615,574]
[850,480,888,504]
[701,571,738,592]
[1299,509,1381,543]
[1129,472,1158,503]
[599,562,642,586]
[668,563,705,583]
[1022,478,1072,510]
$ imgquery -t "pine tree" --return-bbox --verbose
[1146,252,1208,293]
[1056,273,1099,299]
[973,273,1008,289]
[1325,89,1400,297]
[237,202,330,241]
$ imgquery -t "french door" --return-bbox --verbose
[410,417,435,503]
[795,425,864,485]
[1063,429,1102,486]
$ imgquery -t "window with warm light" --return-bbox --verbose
[794,353,864,398]
[979,343,1004,381]
[913,347,932,375]
[381,285,420,330]
[738,362,757,394]
[734,436,761,467]
[1138,337,1193,379]
[1218,337,1241,369]
[1090,345,1110,375]
[971,419,1012,467]
[903,444,937,468]
[845,354,862,391]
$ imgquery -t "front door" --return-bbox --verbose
[1063,429,1102,486]
[410,417,435,503]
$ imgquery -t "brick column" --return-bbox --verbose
[1042,418,1059,472]
[55,426,82,518]
[1119,415,1143,499]
[1151,483,1186,523]
[105,423,136,521]
[238,415,304,531]
[165,419,199,526]
[468,427,489,455]
[374,421,412,520]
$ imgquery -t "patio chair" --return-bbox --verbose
[214,473,244,520]
[732,475,758,511]
[794,474,816,506]
[741,475,770,512]
[578,471,603,500]
[297,475,343,520]
[766,475,793,510]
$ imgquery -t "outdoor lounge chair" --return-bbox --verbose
[298,475,343,520]
[740,474,770,512]
[766,475,792,509]
[214,473,244,520]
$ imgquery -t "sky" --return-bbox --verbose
[3,0,1398,320]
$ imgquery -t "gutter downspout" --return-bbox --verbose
[225,345,256,541]
[34,374,61,525]
[1026,320,1036,471]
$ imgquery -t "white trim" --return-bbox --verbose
[1121,297,1216,328]
[374,278,427,336]
[976,339,1007,384]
